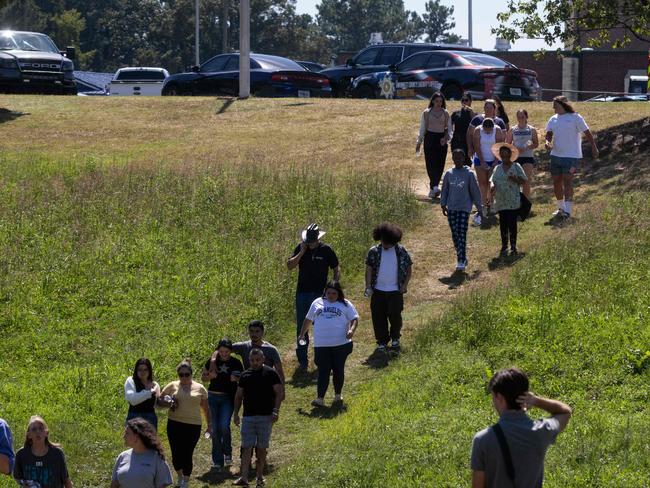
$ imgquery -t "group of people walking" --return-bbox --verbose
[419,92,597,270]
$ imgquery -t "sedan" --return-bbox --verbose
[162,53,331,98]
[350,50,539,101]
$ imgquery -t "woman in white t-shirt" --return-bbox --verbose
[471,118,505,225]
[545,96,599,219]
[299,281,359,407]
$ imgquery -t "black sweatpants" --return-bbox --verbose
[370,290,404,345]
[314,342,353,398]
[167,419,201,475]
[498,209,519,251]
[424,131,448,189]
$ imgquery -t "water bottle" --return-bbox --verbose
[298,338,307,347]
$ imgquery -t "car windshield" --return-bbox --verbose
[457,53,512,67]
[0,31,59,53]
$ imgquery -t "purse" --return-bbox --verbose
[519,192,532,222]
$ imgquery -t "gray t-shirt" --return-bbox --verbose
[112,449,172,488]
[470,410,561,488]
[232,340,281,370]
[14,446,69,488]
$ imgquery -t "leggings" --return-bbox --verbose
[167,419,201,475]
[498,209,518,251]
[314,342,353,398]
[424,131,448,189]
[447,210,470,263]
[370,290,404,345]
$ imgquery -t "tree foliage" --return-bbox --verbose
[494,0,650,49]
[421,0,455,43]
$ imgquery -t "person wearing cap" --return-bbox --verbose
[287,223,341,370]
[0,418,14,476]
[490,143,527,257]
[441,148,483,271]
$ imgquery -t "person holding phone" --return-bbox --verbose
[201,339,243,471]
[124,358,161,429]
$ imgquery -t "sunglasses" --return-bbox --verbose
[178,372,191,378]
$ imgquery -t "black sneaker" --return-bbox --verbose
[499,248,508,258]
[510,248,518,256]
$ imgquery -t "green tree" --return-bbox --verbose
[494,0,650,48]
[0,0,47,31]
[50,9,96,69]
[421,0,455,43]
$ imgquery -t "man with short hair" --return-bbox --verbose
[287,223,340,370]
[232,320,285,384]
[471,368,572,488]
[233,349,284,487]
[0,418,14,476]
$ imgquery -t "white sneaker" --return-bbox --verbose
[472,213,482,226]
[311,397,325,407]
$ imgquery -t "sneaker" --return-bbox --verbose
[376,344,387,353]
[179,479,189,488]
[224,456,233,467]
[211,464,224,472]
[390,339,400,349]
[433,187,441,198]
[552,209,568,219]
[232,478,250,487]
[256,478,266,488]
[472,213,482,226]
[499,248,508,258]
[428,189,436,199]
[510,248,518,256]
[311,397,325,407]
[333,394,343,403]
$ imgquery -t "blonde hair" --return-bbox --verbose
[23,415,60,449]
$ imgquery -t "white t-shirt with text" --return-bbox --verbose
[306,298,359,347]
[546,113,589,158]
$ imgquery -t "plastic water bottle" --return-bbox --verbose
[298,338,307,347]
[204,431,211,439]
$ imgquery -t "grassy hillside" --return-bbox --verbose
[275,193,650,487]
[0,96,648,487]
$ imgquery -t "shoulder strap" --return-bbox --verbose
[492,423,516,484]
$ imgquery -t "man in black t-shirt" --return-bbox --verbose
[233,349,284,487]
[287,223,340,370]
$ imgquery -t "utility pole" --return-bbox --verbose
[468,0,473,47]
[222,0,229,52]
[195,0,200,65]
[239,0,250,98]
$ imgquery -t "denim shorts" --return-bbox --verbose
[550,155,580,176]
[241,415,273,448]
[472,156,496,169]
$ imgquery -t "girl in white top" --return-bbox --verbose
[299,281,359,407]
[471,118,505,225]
[415,92,451,199]
[506,109,539,199]
[125,358,161,429]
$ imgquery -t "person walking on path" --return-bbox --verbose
[287,223,340,370]
[471,368,572,488]
[472,118,505,226]
[415,92,450,200]
[441,149,483,271]
[158,360,210,488]
[111,418,173,488]
[449,93,475,167]
[232,349,284,488]
[13,416,73,488]
[201,339,244,471]
[466,99,507,159]
[124,358,161,429]
[299,281,359,407]
[365,223,412,353]
[545,96,599,220]
[232,321,284,385]
[0,418,13,476]
[506,109,539,200]
[490,143,527,257]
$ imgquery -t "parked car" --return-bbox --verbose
[296,60,326,72]
[162,53,331,97]
[107,67,169,96]
[350,50,540,101]
[0,29,76,95]
[320,42,480,97]
[585,94,648,102]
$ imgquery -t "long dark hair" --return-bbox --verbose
[23,416,61,449]
[493,95,509,126]
[553,95,575,113]
[126,418,166,460]
[323,280,348,306]
[132,358,153,392]
[428,91,447,109]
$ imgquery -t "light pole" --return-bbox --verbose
[468,0,473,47]
[239,0,250,98]
[195,0,200,66]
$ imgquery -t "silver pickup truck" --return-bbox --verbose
[108,67,169,96]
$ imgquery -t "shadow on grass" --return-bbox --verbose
[362,348,401,369]
[0,108,28,124]
[197,461,277,485]
[479,214,499,230]
[296,401,347,419]
[543,215,577,228]
[487,252,526,271]
[215,98,236,115]
[438,269,481,289]
[283,102,315,107]
[288,368,318,389]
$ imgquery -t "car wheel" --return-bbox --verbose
[442,83,462,100]
[162,84,179,96]
[356,84,376,99]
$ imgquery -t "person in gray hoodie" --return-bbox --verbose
[441,149,483,271]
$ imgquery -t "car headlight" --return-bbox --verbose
[0,57,18,69]
[62,59,74,72]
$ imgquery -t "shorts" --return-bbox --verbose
[516,157,536,166]
[473,156,496,169]
[550,155,580,176]
[241,415,273,449]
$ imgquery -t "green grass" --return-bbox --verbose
[274,194,650,488]
[0,153,420,486]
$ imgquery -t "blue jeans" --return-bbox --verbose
[126,410,158,430]
[208,392,234,466]
[295,291,321,367]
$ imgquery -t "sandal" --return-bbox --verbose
[232,478,249,487]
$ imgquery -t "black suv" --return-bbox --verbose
[321,42,480,97]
